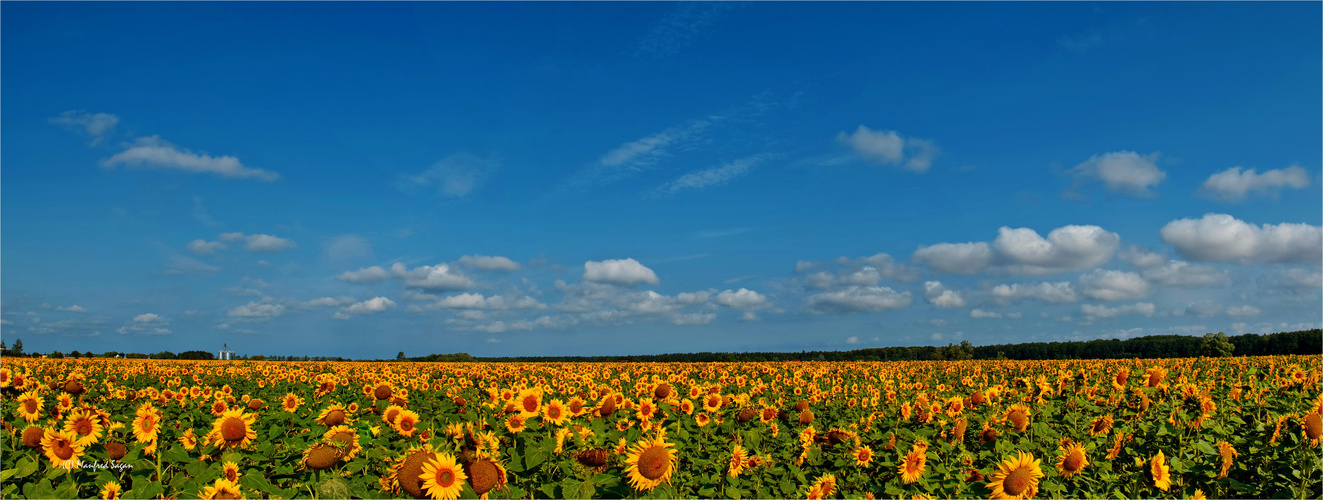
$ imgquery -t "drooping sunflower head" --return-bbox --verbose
[624,432,678,492]
[209,408,257,450]
[373,381,395,401]
[1150,450,1171,491]
[729,443,747,477]
[988,450,1044,500]
[1304,412,1322,443]
[1005,405,1031,432]
[463,456,508,496]
[1089,414,1113,437]
[1055,441,1088,479]
[323,425,361,460]
[302,442,345,471]
[316,403,350,427]
[22,425,45,448]
[420,452,468,500]
[383,405,404,426]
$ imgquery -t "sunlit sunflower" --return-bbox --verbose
[179,428,198,450]
[315,403,350,427]
[208,408,257,450]
[199,478,245,500]
[898,444,926,484]
[393,409,421,437]
[853,445,874,467]
[99,481,122,500]
[623,429,678,492]
[1216,441,1237,479]
[1088,414,1113,437]
[63,407,103,447]
[464,456,509,496]
[1192,489,1207,500]
[1149,450,1171,491]
[729,443,747,477]
[988,450,1044,500]
[696,412,711,427]
[505,414,527,434]
[222,461,242,483]
[132,403,162,444]
[324,425,361,460]
[806,473,837,500]
[16,390,44,423]
[210,399,229,417]
[516,388,543,418]
[56,393,74,412]
[1304,412,1322,447]
[544,399,569,426]
[41,428,85,469]
[1055,441,1088,479]
[1005,404,1031,432]
[703,393,723,413]
[383,404,404,426]
[636,397,657,422]
[281,393,303,413]
[420,452,468,500]
[372,381,396,401]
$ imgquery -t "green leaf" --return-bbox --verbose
[525,446,549,471]
[13,456,38,478]
[538,482,558,498]
[318,477,352,499]
[25,478,57,500]
[562,478,596,499]
[127,480,163,500]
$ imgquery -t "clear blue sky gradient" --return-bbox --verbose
[3,2,1319,358]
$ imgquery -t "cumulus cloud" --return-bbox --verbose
[1079,270,1152,301]
[1081,302,1156,319]
[835,125,939,172]
[913,225,1119,276]
[671,313,716,325]
[395,153,500,198]
[550,281,714,327]
[338,266,390,284]
[583,258,660,286]
[990,281,1078,304]
[1257,268,1323,294]
[1199,166,1310,201]
[187,239,227,255]
[133,313,166,324]
[101,136,279,181]
[654,155,767,196]
[923,281,966,308]
[49,110,118,145]
[806,286,912,314]
[1225,305,1261,318]
[430,293,545,310]
[1160,213,1321,264]
[805,272,834,289]
[1068,150,1165,197]
[716,288,770,320]
[218,232,296,253]
[46,304,87,313]
[1141,261,1229,287]
[303,297,353,308]
[970,308,1012,319]
[1120,246,1167,269]
[117,313,170,335]
[392,262,475,290]
[333,297,396,319]
[228,302,287,319]
[457,255,521,271]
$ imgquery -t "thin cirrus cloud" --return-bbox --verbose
[1065,150,1165,198]
[101,136,279,182]
[49,110,119,145]
[652,154,770,196]
[835,125,940,172]
[634,2,740,59]
[1160,213,1322,264]
[912,224,1120,276]
[1198,165,1310,201]
[395,153,500,199]
[215,232,296,253]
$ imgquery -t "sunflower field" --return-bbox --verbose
[1,354,1320,499]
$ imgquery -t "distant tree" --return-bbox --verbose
[70,350,82,358]
[178,350,215,361]
[397,351,406,361]
[11,339,22,356]
[149,351,177,360]
[1,340,6,350]
[1201,332,1236,358]
[102,351,120,358]
[250,355,266,361]
[50,351,64,359]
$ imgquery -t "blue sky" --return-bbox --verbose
[3,2,1319,359]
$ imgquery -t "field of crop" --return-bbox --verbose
[2,355,1321,499]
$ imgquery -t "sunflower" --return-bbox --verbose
[853,445,874,467]
[623,429,678,492]
[703,393,723,413]
[132,403,161,444]
[806,474,837,500]
[988,450,1044,500]
[393,409,421,437]
[1055,441,1088,479]
[516,388,543,418]
[1216,441,1237,479]
[384,445,436,497]
[636,397,657,422]
[208,408,257,450]
[1005,404,1031,432]
[567,397,588,417]
[302,442,345,471]
[898,444,926,484]
[544,399,569,426]
[16,390,44,423]
[554,427,573,454]
[210,399,229,417]
[324,425,362,460]
[1192,489,1207,500]
[463,456,509,496]
[1088,414,1113,437]
[222,461,242,482]
[1304,412,1322,447]
[372,381,396,401]
[64,407,104,447]
[420,452,468,500]
[696,412,711,427]
[99,480,123,499]
[729,443,747,477]
[41,428,85,469]
[199,478,245,500]
[1150,450,1171,491]
[282,393,303,413]
[505,414,526,434]
[179,428,198,450]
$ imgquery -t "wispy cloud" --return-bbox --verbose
[49,110,119,145]
[635,2,740,59]
[691,228,750,239]
[652,154,771,196]
[1198,165,1310,201]
[395,153,500,199]
[102,136,279,181]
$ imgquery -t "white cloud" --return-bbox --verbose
[218,232,296,253]
[1258,268,1323,293]
[1225,305,1262,318]
[654,155,767,195]
[431,293,545,310]
[1081,302,1156,319]
[671,312,716,325]
[599,118,714,170]
[1120,246,1167,269]
[805,272,835,289]
[970,309,1004,319]
[117,313,170,336]
[303,297,353,308]
[338,266,390,284]
[1141,261,1229,287]
[676,291,711,304]
[716,288,769,320]
[457,310,486,320]
[1160,213,1322,264]
[923,281,966,308]
[1181,301,1223,318]
[335,297,396,318]
[165,255,221,275]
[187,239,227,255]
[550,281,714,327]
[133,313,166,324]
[794,261,817,273]
[1199,166,1310,201]
[583,258,659,286]
[913,225,1119,276]
[395,153,500,198]
[1079,270,1152,301]
[457,255,521,271]
[49,110,118,145]
[1069,150,1165,197]
[807,286,912,314]
[990,281,1078,304]
[101,136,279,181]
[845,336,860,345]
[228,302,287,319]
[841,267,882,286]
[835,125,939,172]
[393,263,475,290]
[50,305,87,313]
